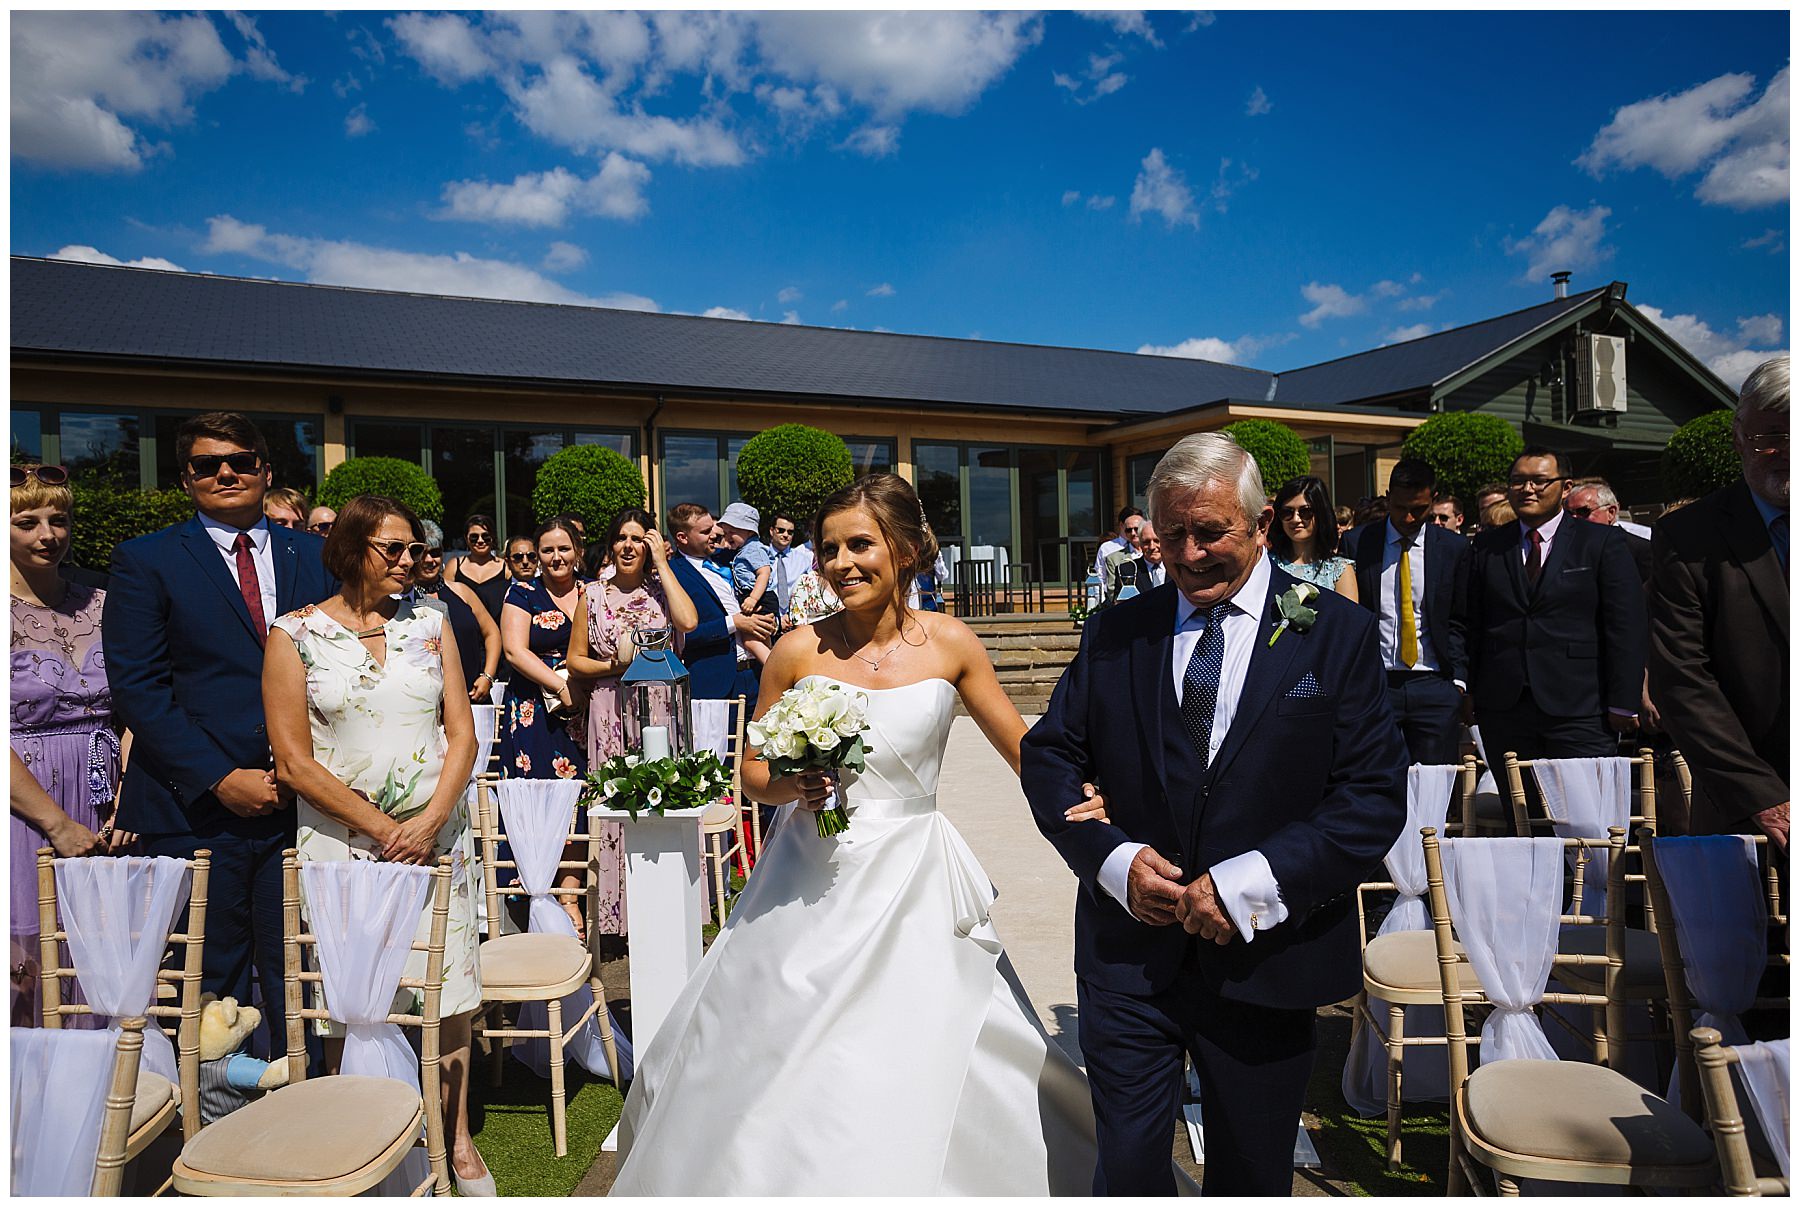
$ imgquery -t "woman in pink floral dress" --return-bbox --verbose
[567,508,697,936]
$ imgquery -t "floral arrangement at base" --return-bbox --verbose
[583,749,731,819]
[749,679,873,838]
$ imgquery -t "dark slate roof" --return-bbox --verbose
[1269,288,1607,406]
[10,257,1275,419]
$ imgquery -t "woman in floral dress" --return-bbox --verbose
[566,508,697,935]
[1269,474,1360,601]
[262,494,491,1195]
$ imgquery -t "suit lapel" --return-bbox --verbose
[1719,483,1789,637]
[1356,524,1382,613]
[1131,586,1179,803]
[1498,525,1529,606]
[271,525,301,616]
[180,517,261,643]
[1534,517,1573,594]
[1206,566,1302,783]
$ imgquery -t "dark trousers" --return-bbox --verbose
[141,825,294,1059]
[1385,672,1463,766]
[1479,692,1620,835]
[1079,966,1315,1196]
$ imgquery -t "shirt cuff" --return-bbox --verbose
[1208,851,1288,944]
[1606,707,1638,718]
[1097,841,1148,919]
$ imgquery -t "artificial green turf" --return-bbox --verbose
[1303,1009,1452,1196]
[468,1055,624,1197]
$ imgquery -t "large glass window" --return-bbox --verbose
[1127,451,1164,511]
[845,438,895,477]
[432,426,497,538]
[1019,449,1062,582]
[11,409,43,462]
[914,443,962,547]
[503,429,563,538]
[575,431,634,456]
[911,442,1107,584]
[351,421,424,466]
[662,434,724,517]
[966,446,1014,553]
[60,412,140,482]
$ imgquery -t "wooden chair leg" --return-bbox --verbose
[709,834,729,927]
[1446,1117,1472,1197]
[591,976,622,1087]
[1497,1174,1521,1196]
[488,1004,506,1088]
[547,997,567,1158]
[1385,1003,1406,1170]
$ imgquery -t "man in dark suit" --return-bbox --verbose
[1567,477,1653,585]
[1348,458,1471,766]
[665,502,774,702]
[1465,447,1646,778]
[1022,433,1407,1195]
[1650,354,1788,846]
[104,412,334,1055]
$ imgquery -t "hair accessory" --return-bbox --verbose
[917,502,929,530]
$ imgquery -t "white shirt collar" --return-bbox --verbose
[1521,507,1565,544]
[198,511,271,550]
[1174,547,1272,629]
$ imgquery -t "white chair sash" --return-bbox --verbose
[1657,835,1764,1046]
[1737,1038,1790,1177]
[690,699,732,759]
[497,779,633,1083]
[1384,765,1460,935]
[11,1027,115,1195]
[56,855,192,1083]
[1443,837,1565,1062]
[1535,757,1632,917]
[467,704,500,798]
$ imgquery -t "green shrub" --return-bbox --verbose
[1663,409,1740,498]
[531,444,646,534]
[1222,419,1312,493]
[68,475,196,572]
[734,424,855,527]
[1401,412,1524,505]
[315,456,443,521]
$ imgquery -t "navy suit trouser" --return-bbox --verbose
[1385,672,1463,766]
[1079,957,1315,1196]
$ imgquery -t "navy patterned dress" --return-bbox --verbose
[497,579,587,783]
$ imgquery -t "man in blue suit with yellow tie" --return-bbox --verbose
[104,413,334,1056]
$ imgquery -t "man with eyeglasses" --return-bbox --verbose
[103,411,335,1061]
[1465,446,1646,797]
[1650,354,1789,850]
[757,511,811,620]
[1092,506,1146,580]
[1565,476,1652,584]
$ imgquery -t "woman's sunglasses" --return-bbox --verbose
[11,465,69,487]
[369,540,427,562]
[467,531,492,544]
[1278,506,1315,522]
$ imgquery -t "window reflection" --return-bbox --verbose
[11,410,42,462]
[433,426,497,536]
[845,439,895,477]
[503,429,564,537]
[353,421,424,465]
[61,412,140,482]
[914,443,961,546]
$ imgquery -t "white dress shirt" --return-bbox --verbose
[1376,520,1441,674]
[198,512,278,625]
[1519,507,1565,565]
[1092,536,1129,579]
[685,552,747,662]
[1144,561,1166,588]
[1094,550,1289,942]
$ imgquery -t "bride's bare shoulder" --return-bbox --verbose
[915,611,986,666]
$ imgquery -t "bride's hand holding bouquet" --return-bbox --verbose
[748,678,874,837]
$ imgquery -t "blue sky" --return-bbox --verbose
[11,9,1791,387]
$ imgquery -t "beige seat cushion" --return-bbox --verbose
[1553,927,1666,996]
[1464,1060,1714,1167]
[179,1075,421,1182]
[1364,930,1483,995]
[700,800,740,833]
[131,1072,176,1133]
[480,932,590,990]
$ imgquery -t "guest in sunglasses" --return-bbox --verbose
[445,514,508,622]
[411,520,502,703]
[102,412,335,1061]
[263,487,309,531]
[1269,475,1359,601]
[503,536,539,583]
[306,505,335,537]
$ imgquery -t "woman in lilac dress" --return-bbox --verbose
[567,508,697,936]
[10,464,129,1025]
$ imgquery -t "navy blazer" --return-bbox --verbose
[667,554,742,700]
[104,516,335,837]
[1021,563,1407,1007]
[1466,517,1646,719]
[1348,519,1471,684]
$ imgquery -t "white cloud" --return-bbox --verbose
[1054,51,1129,105]
[1578,68,1788,210]
[1742,228,1786,254]
[50,244,186,272]
[703,306,751,320]
[1135,331,1285,365]
[1186,12,1217,31]
[839,123,900,157]
[439,154,652,227]
[1246,85,1271,116]
[777,285,803,303]
[1505,204,1614,284]
[1061,189,1082,206]
[1370,279,1407,299]
[1397,290,1447,312]
[225,12,305,93]
[1062,189,1117,211]
[866,282,896,298]
[1079,11,1162,44]
[1208,157,1257,213]
[1382,323,1439,345]
[1637,304,1787,388]
[1130,148,1199,229]
[831,299,849,312]
[386,12,494,84]
[344,103,374,138]
[201,214,658,311]
[780,310,802,325]
[542,241,587,272]
[1299,281,1366,327]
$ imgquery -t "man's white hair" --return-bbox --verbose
[1739,353,1789,416]
[1146,432,1267,532]
[1570,477,1619,510]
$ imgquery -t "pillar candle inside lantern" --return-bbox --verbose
[641,725,672,761]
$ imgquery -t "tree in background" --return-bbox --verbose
[1401,411,1524,505]
[531,444,646,534]
[734,424,855,530]
[1222,419,1312,493]
[68,476,195,572]
[316,455,444,522]
[1662,409,1739,498]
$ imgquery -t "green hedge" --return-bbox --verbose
[1222,420,1311,493]
[531,445,646,535]
[68,477,196,573]
[1662,409,1739,498]
[734,424,855,528]
[315,456,443,521]
[1401,412,1524,505]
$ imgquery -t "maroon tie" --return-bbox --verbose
[1525,527,1544,588]
[233,532,268,642]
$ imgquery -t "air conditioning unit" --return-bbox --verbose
[1575,334,1628,414]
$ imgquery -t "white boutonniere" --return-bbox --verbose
[1268,582,1320,648]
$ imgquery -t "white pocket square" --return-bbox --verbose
[1285,672,1325,699]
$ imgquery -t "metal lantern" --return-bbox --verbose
[620,625,692,759]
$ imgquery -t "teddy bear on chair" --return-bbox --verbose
[197,995,289,1124]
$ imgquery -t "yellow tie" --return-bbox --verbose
[1398,540,1419,668]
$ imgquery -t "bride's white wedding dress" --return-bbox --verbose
[612,676,1099,1195]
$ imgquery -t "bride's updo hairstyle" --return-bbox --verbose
[813,473,939,613]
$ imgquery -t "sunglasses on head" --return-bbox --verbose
[369,539,427,562]
[10,465,69,488]
[186,452,263,479]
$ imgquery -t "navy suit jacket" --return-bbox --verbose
[104,516,334,837]
[1021,563,1407,1007]
[667,555,742,700]
[1348,520,1471,684]
[1465,518,1646,719]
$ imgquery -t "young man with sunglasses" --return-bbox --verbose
[102,411,335,1060]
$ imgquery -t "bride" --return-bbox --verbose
[612,474,1112,1195]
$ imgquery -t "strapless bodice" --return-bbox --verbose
[795,676,957,819]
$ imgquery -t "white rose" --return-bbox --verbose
[747,720,771,747]
[807,725,842,751]
[778,729,810,760]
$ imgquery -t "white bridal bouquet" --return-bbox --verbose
[748,679,874,837]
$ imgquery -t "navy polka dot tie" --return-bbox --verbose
[1181,603,1232,771]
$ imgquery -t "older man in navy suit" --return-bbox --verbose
[104,413,334,1056]
[1023,433,1407,1195]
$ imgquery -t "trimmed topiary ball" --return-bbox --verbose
[531,444,646,534]
[1401,411,1524,506]
[1222,419,1312,493]
[1663,409,1740,498]
[316,455,444,521]
[734,424,855,528]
